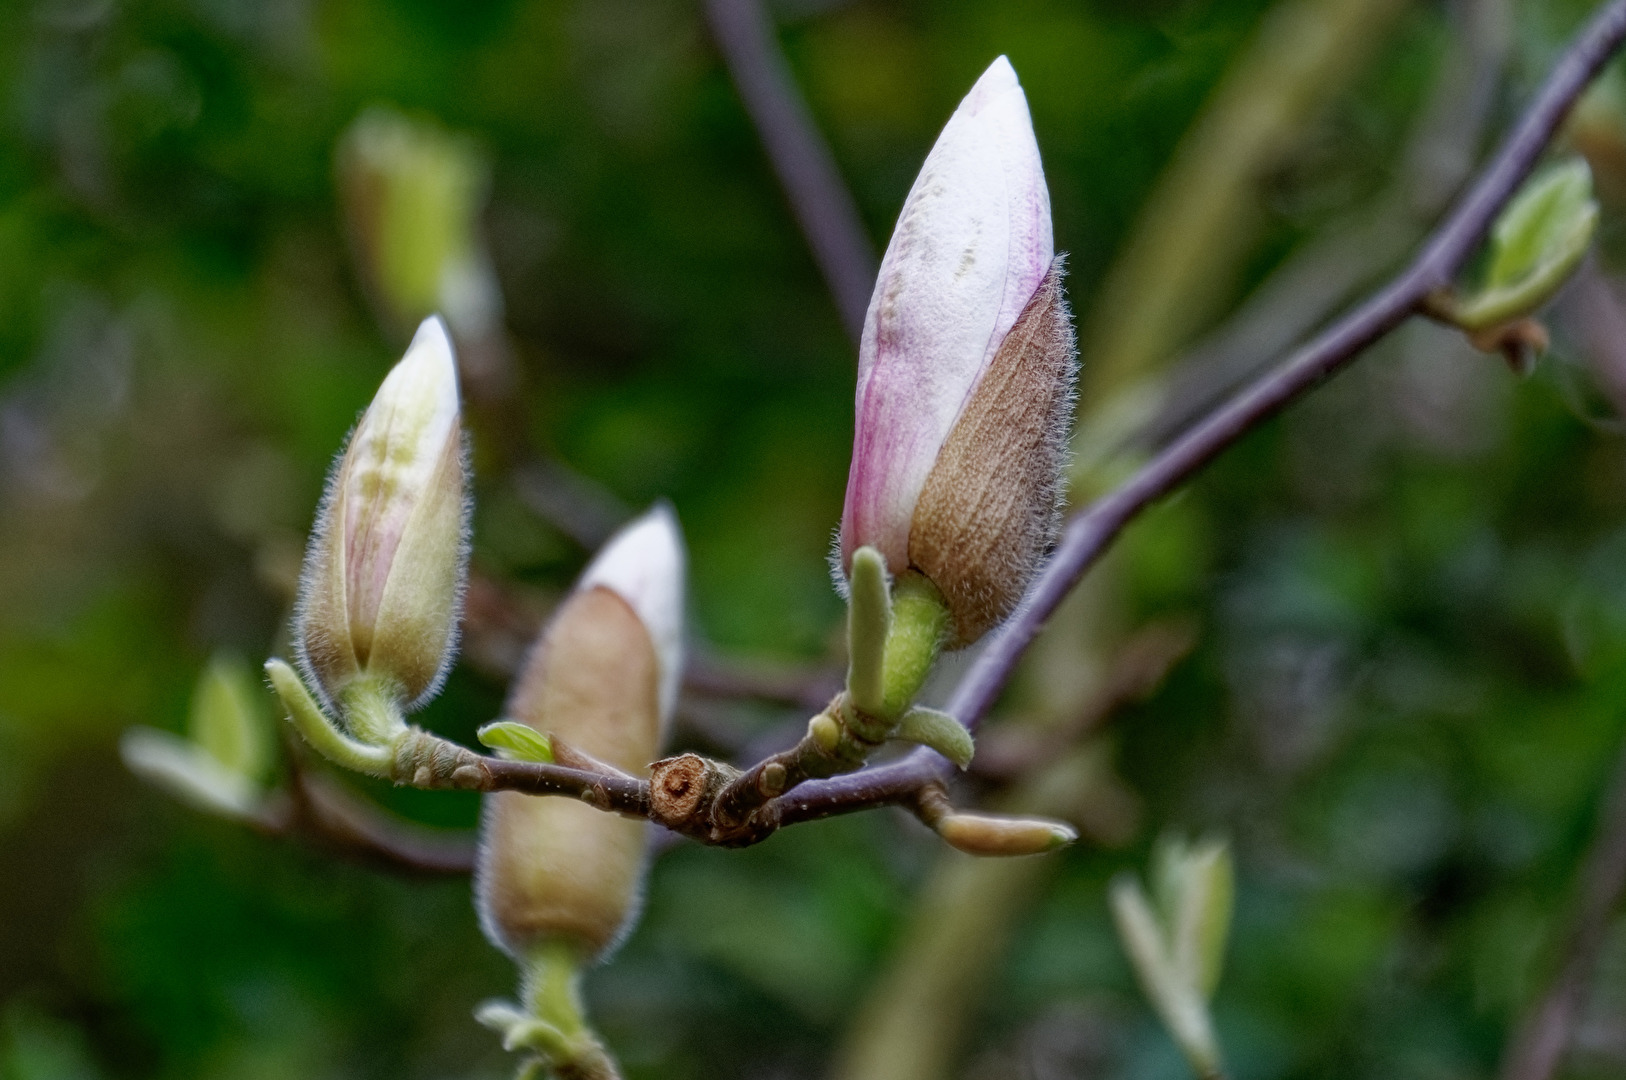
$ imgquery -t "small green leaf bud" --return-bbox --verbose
[478,721,555,763]
[1153,835,1234,1000]
[893,705,975,769]
[121,655,276,820]
[294,316,470,715]
[1111,835,1235,1080]
[188,653,272,784]
[1449,159,1599,332]
[120,727,263,820]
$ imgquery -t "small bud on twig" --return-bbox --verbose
[122,656,273,820]
[913,784,1077,857]
[338,107,503,341]
[1435,159,1598,333]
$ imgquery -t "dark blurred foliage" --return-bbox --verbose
[4,1,1626,1079]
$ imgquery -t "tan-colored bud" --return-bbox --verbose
[476,506,685,960]
[295,317,469,712]
[908,260,1077,645]
[935,810,1076,857]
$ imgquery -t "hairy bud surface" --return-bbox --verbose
[295,316,469,712]
[476,505,685,960]
[838,56,1076,646]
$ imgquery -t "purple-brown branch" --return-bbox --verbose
[308,0,1626,857]
[275,766,478,875]
[786,0,1626,812]
[704,0,876,343]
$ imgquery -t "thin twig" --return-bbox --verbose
[276,765,477,874]
[1143,0,1511,451]
[787,0,1626,810]
[320,0,1626,855]
[704,0,876,343]
[1498,734,1626,1080]
[230,752,478,875]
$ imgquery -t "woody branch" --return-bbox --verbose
[361,0,1626,850]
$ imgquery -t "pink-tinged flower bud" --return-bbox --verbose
[477,504,685,960]
[840,57,1076,646]
[295,316,469,711]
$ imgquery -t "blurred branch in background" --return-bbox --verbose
[266,760,476,875]
[1499,736,1626,1080]
[704,0,876,345]
[1077,0,1415,410]
[1143,0,1512,451]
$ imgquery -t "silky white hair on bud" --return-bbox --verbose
[293,315,471,713]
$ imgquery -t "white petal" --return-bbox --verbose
[577,503,687,724]
[843,56,1052,571]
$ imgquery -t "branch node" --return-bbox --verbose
[648,753,738,831]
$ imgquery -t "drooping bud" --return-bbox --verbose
[476,504,685,960]
[839,56,1076,646]
[295,316,469,713]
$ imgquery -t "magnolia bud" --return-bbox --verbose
[839,56,1076,646]
[476,505,685,960]
[295,316,469,712]
[337,107,503,340]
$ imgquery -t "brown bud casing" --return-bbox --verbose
[476,586,663,959]
[908,259,1077,646]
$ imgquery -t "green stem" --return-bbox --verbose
[339,676,408,745]
[264,660,392,777]
[880,573,949,720]
[518,942,622,1080]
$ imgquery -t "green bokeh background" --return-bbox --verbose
[3,0,1626,1077]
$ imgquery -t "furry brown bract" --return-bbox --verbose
[908,258,1078,646]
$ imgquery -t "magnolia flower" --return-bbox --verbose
[839,56,1076,646]
[295,316,469,712]
[477,504,686,960]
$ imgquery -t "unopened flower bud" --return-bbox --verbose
[840,56,1076,646]
[477,504,685,960]
[338,107,502,340]
[295,316,469,713]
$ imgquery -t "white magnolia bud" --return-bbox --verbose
[295,316,469,712]
[839,57,1076,646]
[476,504,686,960]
